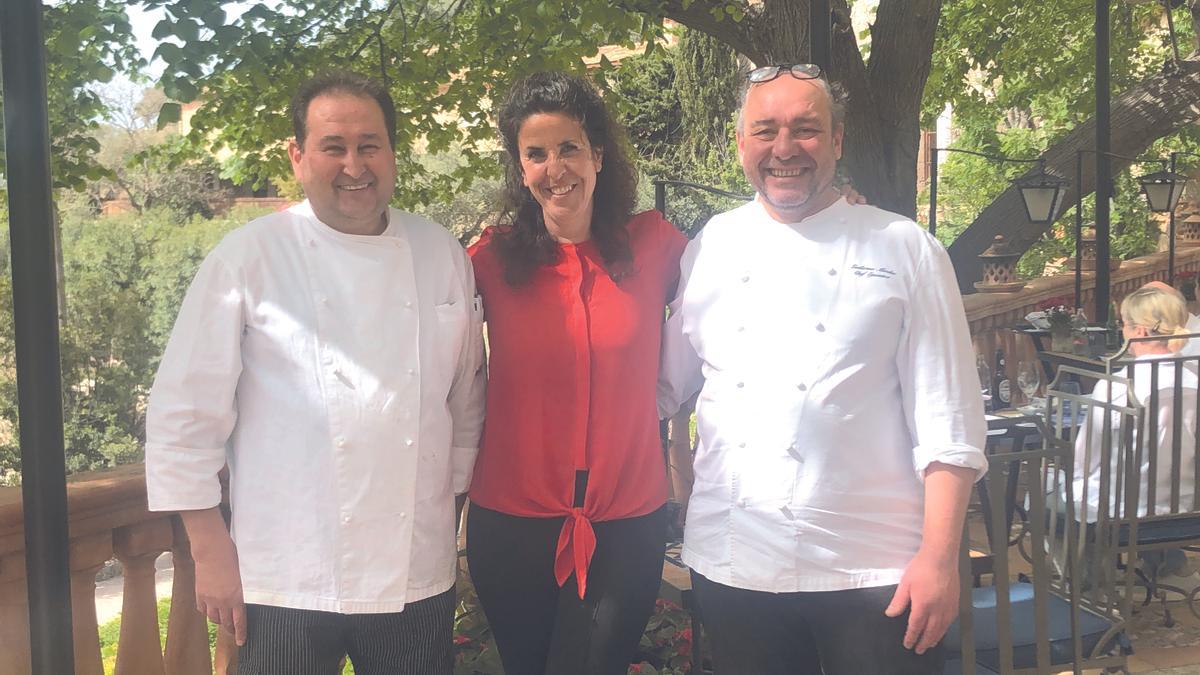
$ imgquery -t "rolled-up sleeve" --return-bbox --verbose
[448,246,486,494]
[897,236,987,482]
[145,253,245,511]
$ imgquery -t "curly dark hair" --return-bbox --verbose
[493,71,637,285]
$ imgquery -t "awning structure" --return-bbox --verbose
[0,0,77,673]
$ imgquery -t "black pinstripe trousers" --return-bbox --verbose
[236,587,455,675]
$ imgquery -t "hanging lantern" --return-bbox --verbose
[1013,168,1070,224]
[1138,169,1188,213]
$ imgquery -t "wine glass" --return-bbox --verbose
[1017,360,1041,407]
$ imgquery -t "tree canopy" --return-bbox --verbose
[926,0,1200,285]
[0,0,143,191]
[130,0,940,217]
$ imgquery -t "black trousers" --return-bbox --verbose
[466,503,667,675]
[236,588,455,675]
[691,572,945,675]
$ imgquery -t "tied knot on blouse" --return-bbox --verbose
[555,508,597,598]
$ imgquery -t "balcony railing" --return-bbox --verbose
[965,245,1200,387]
[0,465,236,675]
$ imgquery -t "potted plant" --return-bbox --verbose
[1036,296,1075,353]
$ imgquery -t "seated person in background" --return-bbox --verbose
[1141,280,1200,357]
[1073,285,1198,523]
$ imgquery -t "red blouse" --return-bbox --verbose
[468,210,687,597]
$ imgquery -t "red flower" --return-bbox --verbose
[630,664,644,673]
[453,635,472,646]
[1036,295,1073,312]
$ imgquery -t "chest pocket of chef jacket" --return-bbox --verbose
[816,272,906,419]
[432,300,468,373]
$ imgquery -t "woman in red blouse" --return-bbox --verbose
[465,71,688,674]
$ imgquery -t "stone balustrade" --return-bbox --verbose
[0,465,237,675]
[966,245,1200,402]
[964,245,1200,336]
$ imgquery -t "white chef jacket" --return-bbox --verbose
[1073,355,1198,522]
[658,197,987,593]
[145,200,485,613]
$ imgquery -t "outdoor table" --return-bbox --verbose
[1018,324,1127,380]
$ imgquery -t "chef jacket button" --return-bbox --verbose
[342,514,351,524]
[738,442,747,448]
[797,383,808,391]
[335,437,346,448]
[404,301,413,308]
[738,498,749,508]
[737,326,745,332]
[816,323,826,332]
[828,268,837,276]
[741,275,750,282]
[399,512,407,519]
[405,438,414,447]
[407,368,416,375]
[736,382,745,389]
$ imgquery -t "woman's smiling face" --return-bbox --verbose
[516,111,604,236]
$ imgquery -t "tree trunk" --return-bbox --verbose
[947,56,1200,291]
[665,0,938,218]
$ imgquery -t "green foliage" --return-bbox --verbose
[97,596,219,673]
[925,0,1197,273]
[0,204,262,477]
[630,598,697,674]
[929,120,1166,279]
[0,0,143,192]
[121,136,231,221]
[409,152,504,245]
[924,0,1178,130]
[610,27,748,236]
[610,45,682,178]
[136,0,669,209]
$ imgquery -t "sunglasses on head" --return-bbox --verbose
[746,63,824,84]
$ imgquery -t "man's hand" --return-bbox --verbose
[887,461,976,654]
[181,508,248,646]
[884,549,959,654]
[837,183,868,205]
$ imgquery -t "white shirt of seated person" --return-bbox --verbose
[1073,355,1198,522]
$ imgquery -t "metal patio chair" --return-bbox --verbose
[947,368,1138,674]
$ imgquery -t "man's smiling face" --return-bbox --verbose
[737,77,844,223]
[288,93,397,235]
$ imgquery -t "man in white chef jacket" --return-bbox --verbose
[658,64,986,674]
[144,71,485,674]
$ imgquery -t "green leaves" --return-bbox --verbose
[131,0,662,206]
[156,102,181,130]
